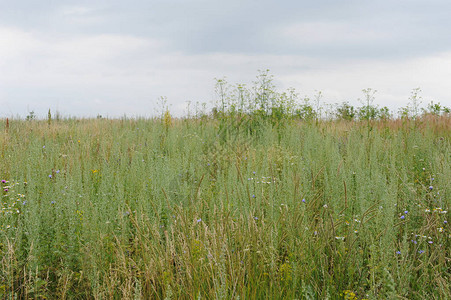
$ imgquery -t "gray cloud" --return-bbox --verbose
[4,1,451,59]
[0,1,450,118]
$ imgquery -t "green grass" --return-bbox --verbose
[0,116,449,299]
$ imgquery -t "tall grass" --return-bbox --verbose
[0,115,449,299]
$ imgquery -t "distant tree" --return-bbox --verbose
[357,105,379,120]
[378,106,391,120]
[295,104,316,121]
[335,102,356,121]
[423,101,449,116]
[26,111,36,121]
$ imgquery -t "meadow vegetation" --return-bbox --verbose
[0,72,450,299]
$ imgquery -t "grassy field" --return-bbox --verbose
[0,115,450,299]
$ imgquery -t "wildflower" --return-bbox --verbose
[438,228,443,232]
[411,240,417,244]
[254,216,258,220]
[429,186,433,190]
[56,170,60,174]
[396,251,401,255]
[51,201,55,205]
[253,171,256,175]
[444,220,448,224]
[4,189,8,192]
[425,209,431,213]
[48,175,52,179]
[22,201,26,205]
[341,290,357,299]
[400,215,405,220]
[418,250,424,254]
[302,198,306,203]
[404,210,408,214]
[197,218,202,223]
[1,180,5,183]
[43,145,45,149]
[335,236,345,240]
[323,204,328,208]
[354,230,358,233]
[252,194,256,198]
[428,241,433,244]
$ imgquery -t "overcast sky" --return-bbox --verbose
[1,0,450,118]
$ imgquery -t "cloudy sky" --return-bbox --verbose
[1,0,450,118]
